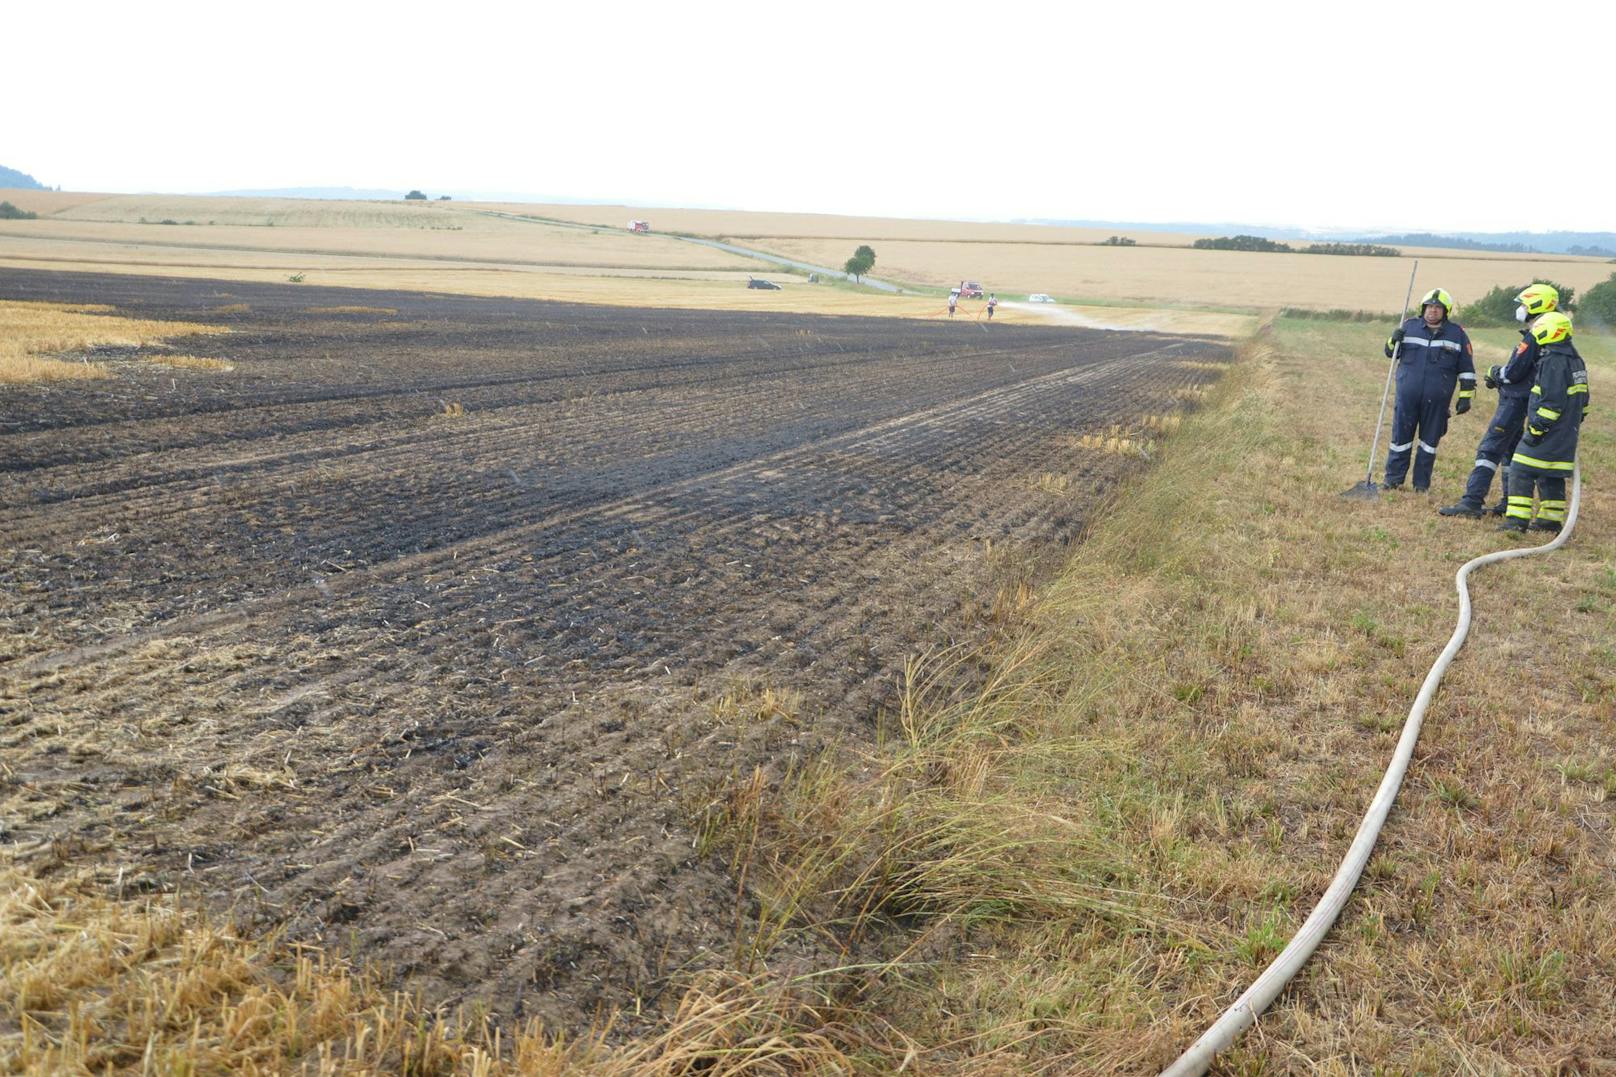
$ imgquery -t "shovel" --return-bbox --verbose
[1342,260,1419,499]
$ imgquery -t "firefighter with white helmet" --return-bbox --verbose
[1500,311,1587,533]
[1439,283,1558,517]
[1382,288,1477,491]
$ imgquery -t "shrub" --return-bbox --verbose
[1578,273,1616,332]
[1462,279,1577,326]
[404,190,427,200]
[1103,235,1136,246]
[0,200,37,220]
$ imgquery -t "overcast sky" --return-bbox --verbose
[10,0,1615,234]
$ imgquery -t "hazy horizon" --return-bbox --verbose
[9,0,1616,234]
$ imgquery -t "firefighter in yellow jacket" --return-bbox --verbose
[1500,312,1588,533]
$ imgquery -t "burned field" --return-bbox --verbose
[1,270,1230,1033]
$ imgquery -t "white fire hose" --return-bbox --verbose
[1163,461,1583,1076]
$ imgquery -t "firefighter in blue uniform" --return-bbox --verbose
[1439,283,1558,517]
[1501,311,1587,533]
[1383,288,1476,491]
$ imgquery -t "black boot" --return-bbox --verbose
[1486,499,1507,516]
[1498,518,1529,534]
[1528,519,1563,533]
[1438,501,1484,518]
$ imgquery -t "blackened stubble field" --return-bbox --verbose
[0,269,1230,1032]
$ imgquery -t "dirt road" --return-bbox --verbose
[0,269,1231,1032]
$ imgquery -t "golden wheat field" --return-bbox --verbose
[475,200,1203,245]
[0,217,757,271]
[4,190,1609,322]
[45,193,475,230]
[742,235,1616,312]
[0,193,1247,331]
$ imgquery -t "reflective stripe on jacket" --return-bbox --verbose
[1387,316,1476,403]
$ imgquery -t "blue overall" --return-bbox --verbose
[1383,316,1476,490]
[1457,330,1536,508]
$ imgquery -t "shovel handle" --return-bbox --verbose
[1362,261,1420,483]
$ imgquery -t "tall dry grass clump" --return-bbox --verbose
[0,300,228,383]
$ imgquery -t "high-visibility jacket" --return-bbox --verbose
[1512,341,1588,471]
[1386,316,1476,406]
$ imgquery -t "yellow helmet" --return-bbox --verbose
[1515,283,1559,316]
[1530,311,1573,346]
[1419,288,1454,318]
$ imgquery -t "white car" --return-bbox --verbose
[1027,293,1056,303]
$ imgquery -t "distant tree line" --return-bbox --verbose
[0,200,38,220]
[1301,242,1399,257]
[1369,232,1535,254]
[1193,235,1397,256]
[1102,235,1136,246]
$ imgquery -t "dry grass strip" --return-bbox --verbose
[0,300,227,383]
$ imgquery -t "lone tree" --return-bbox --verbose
[404,190,427,201]
[843,244,876,282]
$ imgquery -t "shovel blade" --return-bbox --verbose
[1341,480,1380,500]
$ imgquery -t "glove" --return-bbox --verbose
[1485,364,1502,390]
[1455,397,1471,415]
[1391,328,1406,344]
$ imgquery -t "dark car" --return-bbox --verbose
[747,278,782,290]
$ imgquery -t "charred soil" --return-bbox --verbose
[0,269,1231,1035]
